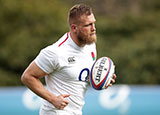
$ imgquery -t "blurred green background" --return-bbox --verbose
[0,0,160,86]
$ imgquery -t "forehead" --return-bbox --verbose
[79,13,96,24]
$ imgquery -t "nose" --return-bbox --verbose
[91,23,96,32]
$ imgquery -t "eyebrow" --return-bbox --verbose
[83,21,96,27]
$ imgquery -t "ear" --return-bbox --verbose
[71,24,77,33]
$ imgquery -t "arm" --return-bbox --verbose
[21,61,70,110]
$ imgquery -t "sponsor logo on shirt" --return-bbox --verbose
[68,56,75,63]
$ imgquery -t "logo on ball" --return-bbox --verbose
[90,57,115,90]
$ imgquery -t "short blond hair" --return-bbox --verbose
[68,4,93,25]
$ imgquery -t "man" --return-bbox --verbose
[21,4,116,115]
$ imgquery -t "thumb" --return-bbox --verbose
[62,94,70,98]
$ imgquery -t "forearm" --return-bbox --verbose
[21,74,56,104]
[21,61,69,110]
[21,74,70,110]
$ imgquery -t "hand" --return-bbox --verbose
[51,94,70,110]
[108,74,116,87]
[104,74,116,89]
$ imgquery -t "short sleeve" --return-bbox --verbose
[34,47,59,74]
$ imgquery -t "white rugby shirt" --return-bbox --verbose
[34,32,97,114]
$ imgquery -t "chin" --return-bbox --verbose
[91,35,97,42]
[87,36,97,44]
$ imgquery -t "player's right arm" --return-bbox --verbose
[21,61,70,110]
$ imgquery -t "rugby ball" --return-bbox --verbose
[90,57,115,90]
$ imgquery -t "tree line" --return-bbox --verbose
[0,0,160,86]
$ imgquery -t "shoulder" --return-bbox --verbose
[41,32,69,54]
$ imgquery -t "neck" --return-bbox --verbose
[70,31,85,47]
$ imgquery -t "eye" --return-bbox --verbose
[84,23,93,27]
[83,24,90,27]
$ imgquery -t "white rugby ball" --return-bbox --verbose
[90,57,115,90]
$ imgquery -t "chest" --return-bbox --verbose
[55,48,96,82]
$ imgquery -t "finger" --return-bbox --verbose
[60,94,70,104]
[58,103,65,110]
[59,106,64,110]
[63,99,69,105]
[59,102,68,110]
[111,79,115,84]
[62,94,70,98]
[113,74,117,79]
[108,83,112,87]
[61,102,67,106]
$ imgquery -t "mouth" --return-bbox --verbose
[90,32,96,36]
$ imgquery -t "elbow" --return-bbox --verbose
[21,73,29,85]
[21,74,26,85]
